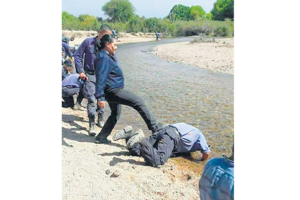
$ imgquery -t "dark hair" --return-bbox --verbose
[95,34,115,53]
[99,24,112,32]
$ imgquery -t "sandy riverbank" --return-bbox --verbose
[152,38,234,74]
[62,107,203,200]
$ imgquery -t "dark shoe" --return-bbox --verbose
[94,138,111,144]
[151,122,166,134]
[88,122,97,137]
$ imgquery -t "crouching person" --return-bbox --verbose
[113,123,210,167]
[62,74,85,110]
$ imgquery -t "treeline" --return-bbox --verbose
[62,0,234,37]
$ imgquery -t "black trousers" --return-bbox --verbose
[62,87,84,108]
[95,88,158,140]
[129,126,180,167]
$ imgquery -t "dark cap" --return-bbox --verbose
[64,59,72,66]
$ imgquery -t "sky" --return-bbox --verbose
[62,0,217,19]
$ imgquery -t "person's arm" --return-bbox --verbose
[74,39,87,74]
[95,54,111,107]
[64,44,73,58]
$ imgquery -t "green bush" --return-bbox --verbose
[62,11,234,37]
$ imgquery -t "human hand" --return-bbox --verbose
[79,73,88,81]
[97,101,105,108]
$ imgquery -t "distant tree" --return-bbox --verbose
[190,5,206,20]
[62,11,80,30]
[144,17,160,32]
[211,0,234,20]
[205,12,213,20]
[167,4,191,21]
[128,15,145,32]
[102,0,135,22]
[97,17,103,22]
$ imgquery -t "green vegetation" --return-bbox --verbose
[62,0,234,37]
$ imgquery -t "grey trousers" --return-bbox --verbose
[82,73,104,121]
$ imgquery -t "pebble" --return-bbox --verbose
[112,171,120,177]
[105,169,110,175]
[187,175,192,181]
[132,166,137,169]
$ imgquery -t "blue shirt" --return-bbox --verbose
[199,157,234,200]
[170,123,210,153]
[62,74,84,88]
[74,37,97,73]
[95,50,124,101]
[62,42,73,58]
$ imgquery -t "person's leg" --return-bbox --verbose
[62,97,74,108]
[76,91,84,105]
[109,89,158,133]
[96,106,105,127]
[73,91,85,111]
[140,133,175,167]
[82,75,98,136]
[94,102,121,143]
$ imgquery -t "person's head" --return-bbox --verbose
[98,24,112,39]
[190,151,210,161]
[63,59,73,71]
[70,36,75,41]
[96,34,117,55]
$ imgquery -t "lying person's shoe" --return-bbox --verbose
[126,129,145,149]
[113,126,137,141]
[94,138,111,144]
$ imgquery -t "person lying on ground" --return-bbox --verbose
[113,122,210,167]
[199,145,234,200]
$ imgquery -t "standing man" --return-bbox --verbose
[74,24,112,136]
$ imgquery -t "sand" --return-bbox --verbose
[62,107,201,200]
[152,38,234,74]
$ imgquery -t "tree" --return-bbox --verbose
[190,5,206,20]
[102,0,135,22]
[211,0,234,20]
[167,4,191,21]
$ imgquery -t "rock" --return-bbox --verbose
[132,166,136,169]
[170,165,175,170]
[111,171,120,177]
[105,169,110,175]
[187,175,192,181]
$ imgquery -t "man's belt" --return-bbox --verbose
[86,70,95,75]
